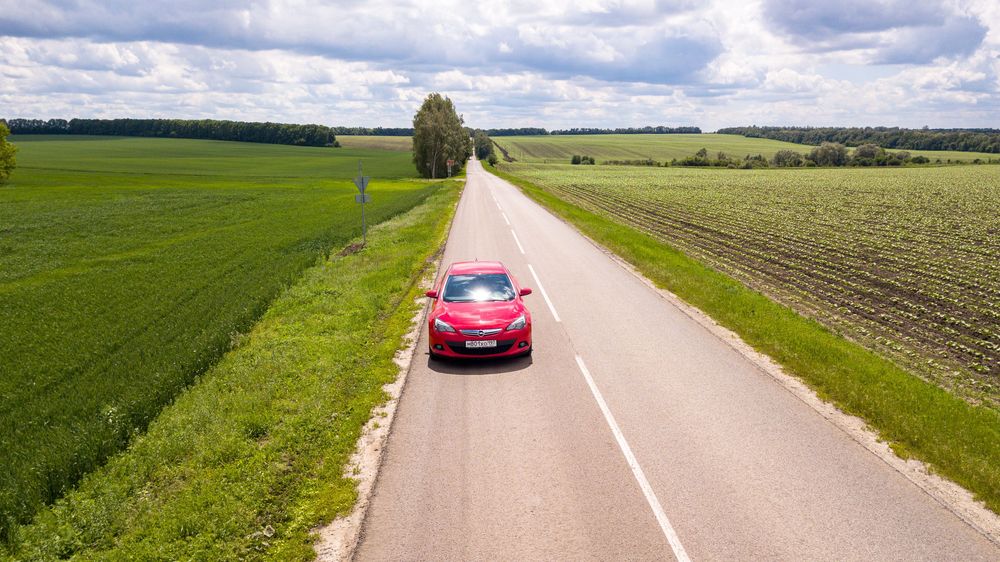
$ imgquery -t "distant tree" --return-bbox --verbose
[695,147,708,158]
[853,143,883,160]
[571,155,582,165]
[742,154,769,169]
[772,149,804,167]
[911,155,930,164]
[0,122,16,183]
[473,130,494,160]
[412,93,471,178]
[487,153,498,166]
[808,142,849,166]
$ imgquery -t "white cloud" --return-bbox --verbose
[0,0,997,128]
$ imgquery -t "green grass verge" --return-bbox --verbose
[487,166,1000,515]
[3,181,461,560]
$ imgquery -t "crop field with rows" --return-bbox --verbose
[337,135,412,151]
[498,162,999,406]
[0,136,434,540]
[494,134,999,163]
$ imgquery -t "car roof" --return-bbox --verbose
[448,261,507,275]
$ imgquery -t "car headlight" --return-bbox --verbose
[506,315,526,331]
[434,317,456,333]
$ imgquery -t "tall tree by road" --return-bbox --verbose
[0,122,16,183]
[412,93,470,178]
[473,130,494,161]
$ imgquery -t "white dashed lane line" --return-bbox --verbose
[510,229,526,255]
[493,173,687,558]
[574,355,691,562]
[527,263,560,323]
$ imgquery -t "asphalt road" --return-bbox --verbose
[355,159,998,560]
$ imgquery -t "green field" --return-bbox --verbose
[336,135,412,152]
[9,135,416,177]
[498,162,999,403]
[493,134,999,163]
[0,136,433,542]
[5,182,460,560]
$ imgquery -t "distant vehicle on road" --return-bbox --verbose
[425,261,532,359]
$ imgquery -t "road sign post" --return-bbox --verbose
[447,159,456,177]
[353,160,371,245]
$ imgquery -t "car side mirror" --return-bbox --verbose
[519,288,532,296]
[425,290,438,299]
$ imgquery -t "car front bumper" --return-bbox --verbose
[428,326,531,358]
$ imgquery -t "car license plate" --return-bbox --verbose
[466,340,497,348]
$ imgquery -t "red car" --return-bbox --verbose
[425,261,533,359]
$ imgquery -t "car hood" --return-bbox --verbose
[438,300,523,328]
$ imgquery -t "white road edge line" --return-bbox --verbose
[574,355,692,562]
[510,229,526,255]
[527,264,560,323]
[501,212,510,226]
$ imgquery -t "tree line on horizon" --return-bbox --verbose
[2,118,337,147]
[484,126,701,136]
[719,126,1000,154]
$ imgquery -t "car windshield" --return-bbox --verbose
[442,273,516,303]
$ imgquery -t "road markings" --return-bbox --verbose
[574,355,691,562]
[527,264,560,322]
[510,229,526,255]
[501,212,510,226]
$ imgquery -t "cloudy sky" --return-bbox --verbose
[1,0,998,130]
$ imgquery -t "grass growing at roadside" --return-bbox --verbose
[4,181,461,560]
[488,167,1000,514]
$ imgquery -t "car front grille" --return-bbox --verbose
[447,339,516,355]
[459,328,503,337]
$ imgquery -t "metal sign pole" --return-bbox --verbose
[353,160,371,246]
[360,161,366,245]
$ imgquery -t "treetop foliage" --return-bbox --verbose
[472,130,495,161]
[484,128,549,136]
[2,118,336,147]
[411,93,471,179]
[718,126,1000,154]
[0,122,16,183]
